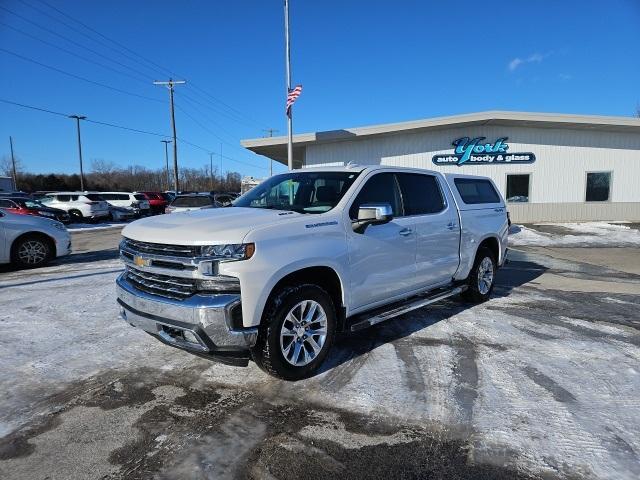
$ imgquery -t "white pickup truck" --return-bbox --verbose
[116,166,508,380]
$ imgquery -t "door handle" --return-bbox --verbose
[398,228,413,236]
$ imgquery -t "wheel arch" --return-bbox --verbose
[262,265,347,331]
[11,231,57,260]
[476,235,500,264]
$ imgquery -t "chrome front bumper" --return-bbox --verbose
[116,273,258,365]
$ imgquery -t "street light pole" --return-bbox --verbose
[154,78,185,193]
[8,136,17,190]
[209,152,214,191]
[161,140,172,191]
[69,115,86,191]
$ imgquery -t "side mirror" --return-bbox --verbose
[352,203,393,233]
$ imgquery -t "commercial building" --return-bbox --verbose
[241,111,640,222]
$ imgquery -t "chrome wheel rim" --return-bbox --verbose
[280,300,327,367]
[477,257,494,294]
[18,240,47,264]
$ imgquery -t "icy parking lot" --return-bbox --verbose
[0,224,639,479]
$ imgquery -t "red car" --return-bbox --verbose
[136,192,168,215]
[0,196,71,223]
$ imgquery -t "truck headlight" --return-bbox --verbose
[199,243,255,261]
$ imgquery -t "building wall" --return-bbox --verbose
[304,125,640,222]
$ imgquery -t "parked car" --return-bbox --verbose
[108,205,136,222]
[0,197,70,223]
[165,194,217,213]
[40,192,110,222]
[116,166,508,380]
[99,192,151,217]
[135,191,168,215]
[0,210,71,268]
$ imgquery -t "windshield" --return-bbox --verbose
[171,196,213,207]
[23,200,46,209]
[234,171,360,214]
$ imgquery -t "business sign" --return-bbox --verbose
[432,137,535,166]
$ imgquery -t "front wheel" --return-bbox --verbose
[252,284,336,380]
[12,236,52,269]
[462,247,496,303]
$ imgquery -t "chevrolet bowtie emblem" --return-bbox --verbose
[133,255,151,267]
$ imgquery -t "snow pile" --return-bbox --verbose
[509,222,640,247]
[66,222,127,231]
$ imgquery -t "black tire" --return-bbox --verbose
[11,235,53,269]
[252,284,336,381]
[462,247,496,303]
[69,209,83,222]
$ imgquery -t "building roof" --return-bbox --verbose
[241,110,640,165]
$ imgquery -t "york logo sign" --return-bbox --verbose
[432,137,536,166]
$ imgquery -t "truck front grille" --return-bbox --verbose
[122,238,198,258]
[126,267,197,300]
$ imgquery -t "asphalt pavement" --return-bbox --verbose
[0,226,638,480]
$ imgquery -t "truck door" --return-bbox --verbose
[396,173,460,288]
[346,172,417,310]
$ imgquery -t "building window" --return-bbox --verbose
[586,172,611,202]
[506,174,530,203]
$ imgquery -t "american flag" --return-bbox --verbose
[286,84,302,116]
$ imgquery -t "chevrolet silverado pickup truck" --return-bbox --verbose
[116,166,508,380]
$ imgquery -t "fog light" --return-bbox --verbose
[183,330,199,344]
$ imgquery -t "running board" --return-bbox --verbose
[349,285,467,332]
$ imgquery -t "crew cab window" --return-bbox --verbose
[349,173,402,219]
[0,199,14,208]
[397,173,445,215]
[454,178,500,204]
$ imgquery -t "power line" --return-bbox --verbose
[0,98,269,171]
[0,21,152,86]
[0,4,153,83]
[0,48,164,104]
[32,0,268,130]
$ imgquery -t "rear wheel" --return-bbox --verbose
[12,235,52,269]
[252,284,336,380]
[69,209,83,222]
[462,247,496,303]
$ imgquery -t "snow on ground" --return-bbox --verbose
[1,250,639,479]
[66,222,128,231]
[509,222,640,247]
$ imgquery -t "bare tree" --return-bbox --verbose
[0,154,22,177]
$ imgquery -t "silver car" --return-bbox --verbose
[0,210,71,268]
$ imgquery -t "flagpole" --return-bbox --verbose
[284,0,293,171]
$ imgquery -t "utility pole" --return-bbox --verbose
[284,0,293,171]
[263,129,278,177]
[69,115,86,191]
[220,143,223,186]
[209,152,214,191]
[8,136,17,190]
[161,140,171,191]
[154,78,185,193]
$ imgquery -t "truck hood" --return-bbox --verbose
[122,207,302,245]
